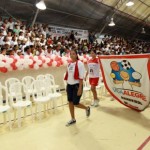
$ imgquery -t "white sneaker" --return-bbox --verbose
[94,100,99,107]
[91,101,95,106]
[66,119,76,126]
[91,100,99,107]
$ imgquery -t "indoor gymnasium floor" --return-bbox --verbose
[0,92,150,150]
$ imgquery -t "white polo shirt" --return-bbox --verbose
[88,58,100,78]
[67,61,85,85]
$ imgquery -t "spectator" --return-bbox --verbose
[69,30,75,41]
[0,47,7,55]
[45,45,53,57]
[24,46,32,56]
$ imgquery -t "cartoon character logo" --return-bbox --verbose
[110,60,142,90]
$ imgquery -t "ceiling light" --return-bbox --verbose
[126,1,134,7]
[36,0,46,10]
[141,28,146,34]
[108,18,115,26]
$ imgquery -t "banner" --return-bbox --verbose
[99,54,150,111]
[49,25,88,40]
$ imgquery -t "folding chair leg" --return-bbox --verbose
[35,105,37,118]
[17,108,22,128]
[14,109,17,123]
[30,105,34,122]
[61,97,64,110]
[3,113,6,124]
[37,103,42,120]
[24,108,27,119]
[46,103,49,112]
[8,111,12,130]
[52,100,56,113]
[44,104,46,116]
[50,101,52,110]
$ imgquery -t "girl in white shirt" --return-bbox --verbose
[64,49,90,126]
[85,50,100,107]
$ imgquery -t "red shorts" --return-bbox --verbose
[89,78,99,86]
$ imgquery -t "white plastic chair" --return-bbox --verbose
[36,75,45,80]
[45,78,63,110]
[45,74,60,92]
[96,83,105,98]
[9,82,33,127]
[0,84,12,130]
[22,76,35,100]
[32,80,51,120]
[5,78,20,94]
[81,80,91,104]
[36,75,47,95]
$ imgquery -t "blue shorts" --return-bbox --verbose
[66,84,82,105]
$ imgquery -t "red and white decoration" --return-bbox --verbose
[0,54,90,73]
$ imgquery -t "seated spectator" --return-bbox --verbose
[2,36,10,46]
[45,45,53,57]
[36,46,45,56]
[8,49,15,56]
[10,36,18,47]
[18,31,24,41]
[24,46,32,56]
[0,47,7,55]
[7,31,12,41]
[13,45,20,56]
[13,24,20,35]
[53,45,61,56]
[0,29,4,46]
[30,45,36,56]
[8,17,14,32]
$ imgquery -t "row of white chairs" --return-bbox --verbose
[0,74,62,129]
[1,73,106,130]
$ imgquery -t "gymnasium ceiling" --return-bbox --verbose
[0,0,150,41]
[97,0,150,23]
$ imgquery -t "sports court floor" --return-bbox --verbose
[0,93,150,150]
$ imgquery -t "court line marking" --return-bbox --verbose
[137,136,150,150]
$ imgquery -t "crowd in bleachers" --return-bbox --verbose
[0,17,150,57]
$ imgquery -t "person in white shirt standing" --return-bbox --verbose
[85,50,100,107]
[64,49,90,126]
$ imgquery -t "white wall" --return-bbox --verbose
[0,66,67,90]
